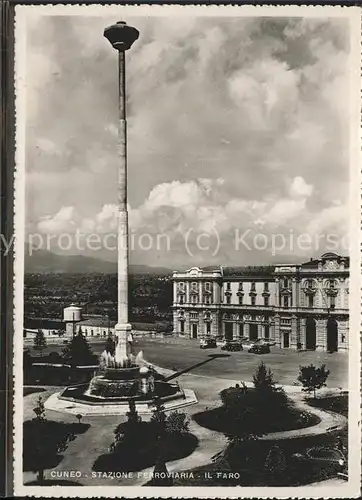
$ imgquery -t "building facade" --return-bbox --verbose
[172,252,349,352]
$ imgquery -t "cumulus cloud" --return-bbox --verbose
[289,176,313,198]
[38,206,76,233]
[24,14,350,265]
[32,175,347,264]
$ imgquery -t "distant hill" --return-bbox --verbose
[24,247,172,275]
[24,245,305,275]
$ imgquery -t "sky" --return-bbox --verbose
[24,14,350,268]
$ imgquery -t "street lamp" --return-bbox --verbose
[103,21,139,366]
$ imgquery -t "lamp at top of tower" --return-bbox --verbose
[104,21,139,51]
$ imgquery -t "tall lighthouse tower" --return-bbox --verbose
[104,21,139,367]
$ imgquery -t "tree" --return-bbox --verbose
[297,364,330,398]
[31,396,47,482]
[150,400,189,480]
[150,397,167,437]
[264,445,287,482]
[123,400,141,438]
[33,329,47,354]
[62,332,94,366]
[113,400,142,448]
[47,351,61,364]
[165,411,189,435]
[219,385,264,441]
[105,336,115,356]
[127,399,139,423]
[253,362,276,393]
[23,349,33,370]
[149,458,173,486]
[33,396,46,423]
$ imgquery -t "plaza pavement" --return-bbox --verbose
[27,335,349,388]
[134,337,349,389]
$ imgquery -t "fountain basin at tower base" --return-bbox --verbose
[44,387,198,416]
[60,380,182,404]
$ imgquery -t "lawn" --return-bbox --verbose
[193,400,319,436]
[94,424,198,473]
[23,419,90,478]
[307,395,348,458]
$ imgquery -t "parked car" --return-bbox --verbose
[248,344,270,354]
[245,339,275,349]
[200,337,217,349]
[221,340,243,352]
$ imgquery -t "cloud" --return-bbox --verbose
[23,15,350,265]
[38,206,76,233]
[289,176,314,198]
[32,175,347,264]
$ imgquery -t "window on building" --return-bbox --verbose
[264,282,269,291]
[239,323,244,337]
[251,296,256,306]
[192,281,198,291]
[205,296,211,305]
[251,282,256,291]
[308,295,314,308]
[180,320,185,333]
[205,281,211,291]
[179,282,185,290]
[91,329,94,336]
[238,282,243,290]
[226,295,231,305]
[192,295,197,304]
[281,318,291,325]
[264,325,270,339]
[206,323,211,335]
[264,296,269,307]
[283,295,289,307]
[283,278,289,288]
[190,313,198,320]
[330,295,336,310]
[238,295,243,305]
[226,282,231,290]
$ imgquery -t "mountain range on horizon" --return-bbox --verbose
[24,246,304,275]
[24,247,173,275]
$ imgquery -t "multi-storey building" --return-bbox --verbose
[172,252,349,352]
